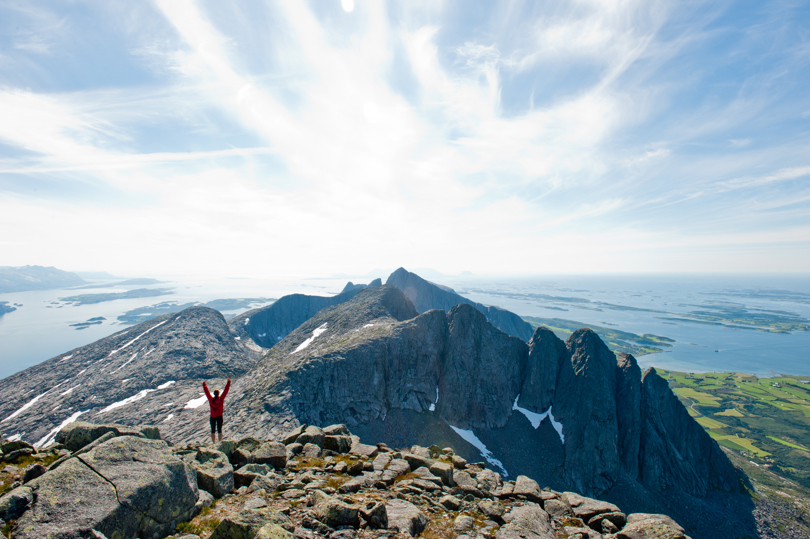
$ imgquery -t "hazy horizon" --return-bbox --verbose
[1,1,808,276]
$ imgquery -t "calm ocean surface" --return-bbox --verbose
[1,273,808,380]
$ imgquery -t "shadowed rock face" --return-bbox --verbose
[553,329,620,495]
[639,368,740,496]
[386,267,534,341]
[519,327,567,412]
[616,353,642,479]
[439,304,526,430]
[0,306,255,446]
[228,288,366,349]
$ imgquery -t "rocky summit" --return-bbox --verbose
[0,271,775,538]
[385,268,534,341]
[0,420,695,539]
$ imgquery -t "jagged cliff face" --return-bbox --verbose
[0,306,254,447]
[223,285,740,504]
[386,267,535,341]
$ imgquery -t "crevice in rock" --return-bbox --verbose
[75,454,169,526]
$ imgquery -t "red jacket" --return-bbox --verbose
[203,379,230,418]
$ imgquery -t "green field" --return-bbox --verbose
[660,369,810,489]
[522,316,675,356]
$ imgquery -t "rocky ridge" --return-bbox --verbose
[0,307,255,448]
[227,283,380,350]
[386,268,534,341]
[0,421,694,539]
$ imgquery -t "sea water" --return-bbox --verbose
[0,273,808,380]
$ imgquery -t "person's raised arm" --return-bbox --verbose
[221,378,231,400]
[203,381,212,402]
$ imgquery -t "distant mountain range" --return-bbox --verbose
[0,268,764,538]
[0,265,86,293]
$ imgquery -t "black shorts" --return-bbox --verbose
[210,415,223,434]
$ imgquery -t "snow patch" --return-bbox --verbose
[108,320,168,356]
[449,424,508,476]
[3,392,47,423]
[429,386,439,411]
[292,323,328,354]
[184,394,207,409]
[512,396,564,444]
[258,333,266,337]
[235,337,241,340]
[144,349,155,357]
[35,410,85,448]
[157,381,175,390]
[163,414,174,422]
[363,323,374,328]
[96,389,155,415]
[110,352,138,374]
[59,354,74,363]
[59,384,80,397]
[78,369,87,375]
[162,401,174,407]
[7,434,22,442]
[244,317,250,325]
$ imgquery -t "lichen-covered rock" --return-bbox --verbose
[14,436,198,539]
[513,475,544,502]
[248,473,283,494]
[360,500,388,529]
[54,421,159,452]
[496,503,553,539]
[0,486,33,520]
[563,492,621,522]
[193,448,234,498]
[323,435,352,453]
[234,463,271,488]
[209,507,293,539]
[1,440,33,454]
[429,461,454,486]
[310,490,359,527]
[22,464,46,483]
[253,441,287,469]
[296,426,325,448]
[385,499,428,537]
[616,513,689,539]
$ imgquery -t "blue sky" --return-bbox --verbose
[0,0,808,277]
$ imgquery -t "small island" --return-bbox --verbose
[58,288,174,306]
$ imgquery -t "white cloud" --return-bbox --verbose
[0,1,807,275]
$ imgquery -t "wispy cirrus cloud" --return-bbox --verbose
[0,0,808,275]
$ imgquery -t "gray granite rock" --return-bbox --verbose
[14,436,198,539]
[385,499,428,537]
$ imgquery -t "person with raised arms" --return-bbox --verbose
[203,378,230,443]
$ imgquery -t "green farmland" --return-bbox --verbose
[660,369,810,489]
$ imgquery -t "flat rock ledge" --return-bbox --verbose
[0,422,691,539]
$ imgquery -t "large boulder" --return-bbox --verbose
[54,421,160,452]
[496,503,553,539]
[192,447,234,498]
[210,507,293,539]
[0,486,33,520]
[311,490,359,527]
[616,513,689,539]
[253,442,287,469]
[385,499,428,537]
[13,436,198,539]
